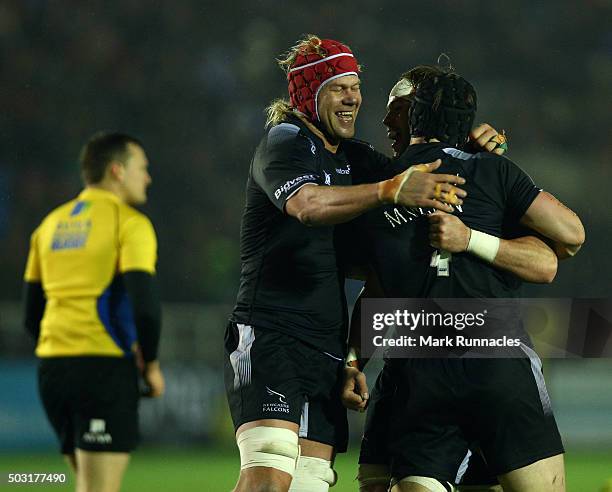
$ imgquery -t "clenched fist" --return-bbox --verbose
[428,211,471,252]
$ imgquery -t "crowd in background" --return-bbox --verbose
[2,0,610,303]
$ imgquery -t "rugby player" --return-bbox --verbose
[225,35,471,492]
[341,67,584,492]
[23,132,164,492]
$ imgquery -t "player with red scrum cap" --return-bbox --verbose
[225,34,467,492]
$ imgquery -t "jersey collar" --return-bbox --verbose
[78,187,123,204]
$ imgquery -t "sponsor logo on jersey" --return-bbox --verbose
[82,418,112,444]
[274,174,317,200]
[51,219,92,250]
[335,164,351,174]
[70,200,91,217]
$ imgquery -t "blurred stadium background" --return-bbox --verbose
[1,1,610,490]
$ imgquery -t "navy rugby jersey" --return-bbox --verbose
[231,116,352,356]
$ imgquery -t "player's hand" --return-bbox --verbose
[469,123,508,155]
[142,360,165,398]
[428,211,471,253]
[341,366,369,412]
[378,160,466,213]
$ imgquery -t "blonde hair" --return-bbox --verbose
[277,34,327,74]
[265,98,294,128]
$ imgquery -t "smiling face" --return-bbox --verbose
[317,74,361,143]
[383,94,414,157]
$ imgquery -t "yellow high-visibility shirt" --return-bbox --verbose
[24,188,157,357]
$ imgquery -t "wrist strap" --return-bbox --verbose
[466,229,500,263]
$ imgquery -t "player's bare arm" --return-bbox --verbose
[428,211,558,283]
[520,191,585,259]
[286,160,466,226]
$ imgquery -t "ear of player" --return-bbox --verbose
[377,159,467,212]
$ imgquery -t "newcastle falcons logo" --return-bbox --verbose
[266,386,287,404]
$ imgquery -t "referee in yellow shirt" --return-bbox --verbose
[23,132,164,492]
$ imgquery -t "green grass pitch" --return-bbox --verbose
[1,447,610,491]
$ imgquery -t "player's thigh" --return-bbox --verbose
[75,449,130,492]
[457,486,502,492]
[497,453,565,492]
[234,421,299,492]
[299,437,333,460]
[391,477,455,492]
[391,483,432,492]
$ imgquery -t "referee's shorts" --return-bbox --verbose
[38,356,140,454]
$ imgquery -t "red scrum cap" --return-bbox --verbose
[287,38,360,122]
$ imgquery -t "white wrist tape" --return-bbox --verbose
[467,229,500,264]
[392,168,416,204]
[346,347,359,364]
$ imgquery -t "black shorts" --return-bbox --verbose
[38,357,139,454]
[386,347,564,483]
[224,322,349,452]
[359,361,498,487]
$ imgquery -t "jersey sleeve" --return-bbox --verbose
[252,123,321,211]
[119,214,157,274]
[24,227,42,282]
[502,159,541,220]
[343,139,393,184]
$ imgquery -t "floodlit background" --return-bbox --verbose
[1,1,611,490]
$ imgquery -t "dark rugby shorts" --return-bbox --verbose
[359,360,499,487]
[224,322,349,452]
[38,356,140,454]
[386,347,564,483]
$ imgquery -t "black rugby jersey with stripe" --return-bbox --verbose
[231,116,352,356]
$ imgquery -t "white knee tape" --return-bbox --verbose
[237,427,299,476]
[288,456,337,491]
[396,476,455,492]
[357,463,391,490]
